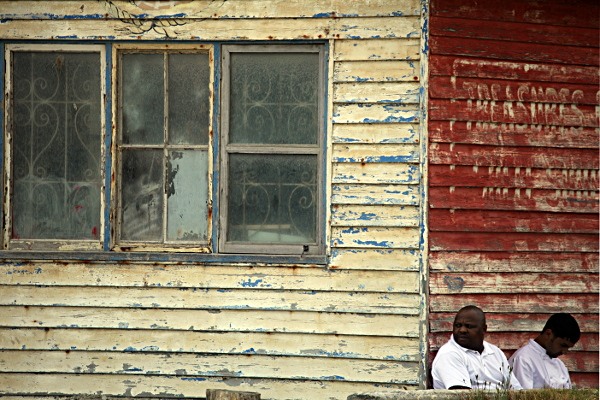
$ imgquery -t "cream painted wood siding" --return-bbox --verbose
[0,1,427,399]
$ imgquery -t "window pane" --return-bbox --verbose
[122,54,164,145]
[230,52,319,145]
[12,52,101,240]
[121,149,163,241]
[168,54,210,145]
[167,150,209,242]
[227,154,317,243]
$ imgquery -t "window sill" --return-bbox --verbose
[0,250,329,266]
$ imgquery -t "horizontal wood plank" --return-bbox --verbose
[561,372,599,389]
[333,163,420,184]
[333,103,419,124]
[430,143,599,169]
[334,38,420,61]
[330,248,419,271]
[332,143,419,162]
[0,373,415,398]
[429,251,599,273]
[331,227,420,250]
[429,312,599,334]
[0,16,419,41]
[430,36,599,66]
[0,306,421,337]
[331,204,419,227]
[430,272,599,294]
[429,186,599,213]
[332,184,419,205]
[0,328,420,361]
[429,76,599,105]
[429,209,599,233]
[0,285,421,313]
[429,56,599,85]
[332,123,419,144]
[430,333,598,353]
[430,16,599,48]
[0,0,421,19]
[0,350,418,383]
[333,82,419,104]
[430,99,599,128]
[430,231,599,252]
[430,293,600,313]
[429,121,600,149]
[333,60,419,82]
[0,262,414,292]
[430,0,599,28]
[428,165,600,191]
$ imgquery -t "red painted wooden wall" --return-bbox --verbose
[427,0,599,388]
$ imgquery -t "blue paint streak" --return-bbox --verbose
[321,375,346,380]
[124,367,143,372]
[181,377,207,382]
[355,240,392,247]
[239,278,268,288]
[361,116,418,123]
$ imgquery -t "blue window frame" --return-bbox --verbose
[2,41,328,262]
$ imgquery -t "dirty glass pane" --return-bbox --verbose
[230,52,319,145]
[122,54,164,145]
[121,149,163,241]
[227,154,317,243]
[167,150,208,242]
[168,54,210,145]
[12,52,101,240]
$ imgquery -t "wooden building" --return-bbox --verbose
[427,0,599,390]
[0,1,428,398]
[0,1,597,399]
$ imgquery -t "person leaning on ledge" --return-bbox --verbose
[432,305,522,390]
[509,313,580,389]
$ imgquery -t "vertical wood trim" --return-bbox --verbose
[326,39,335,258]
[418,0,431,389]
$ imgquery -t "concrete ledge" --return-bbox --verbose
[347,389,599,400]
[347,390,470,400]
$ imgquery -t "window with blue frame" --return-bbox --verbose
[3,42,325,256]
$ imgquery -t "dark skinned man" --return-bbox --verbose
[509,313,580,389]
[432,305,522,390]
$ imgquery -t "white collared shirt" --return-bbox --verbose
[509,339,571,389]
[432,335,522,390]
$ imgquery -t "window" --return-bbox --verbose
[3,42,325,257]
[4,44,105,251]
[220,45,324,255]
[114,44,213,251]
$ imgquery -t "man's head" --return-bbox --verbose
[452,305,487,353]
[536,313,580,358]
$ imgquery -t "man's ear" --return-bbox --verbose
[483,324,488,333]
[542,328,553,338]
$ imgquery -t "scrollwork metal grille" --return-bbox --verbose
[12,52,102,240]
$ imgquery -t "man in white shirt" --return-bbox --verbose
[432,305,521,390]
[509,313,580,389]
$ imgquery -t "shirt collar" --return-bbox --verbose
[449,334,493,355]
[529,338,550,359]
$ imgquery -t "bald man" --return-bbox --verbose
[432,305,522,390]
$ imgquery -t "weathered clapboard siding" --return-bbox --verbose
[428,0,599,389]
[0,1,427,399]
[0,374,415,398]
[0,328,421,361]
